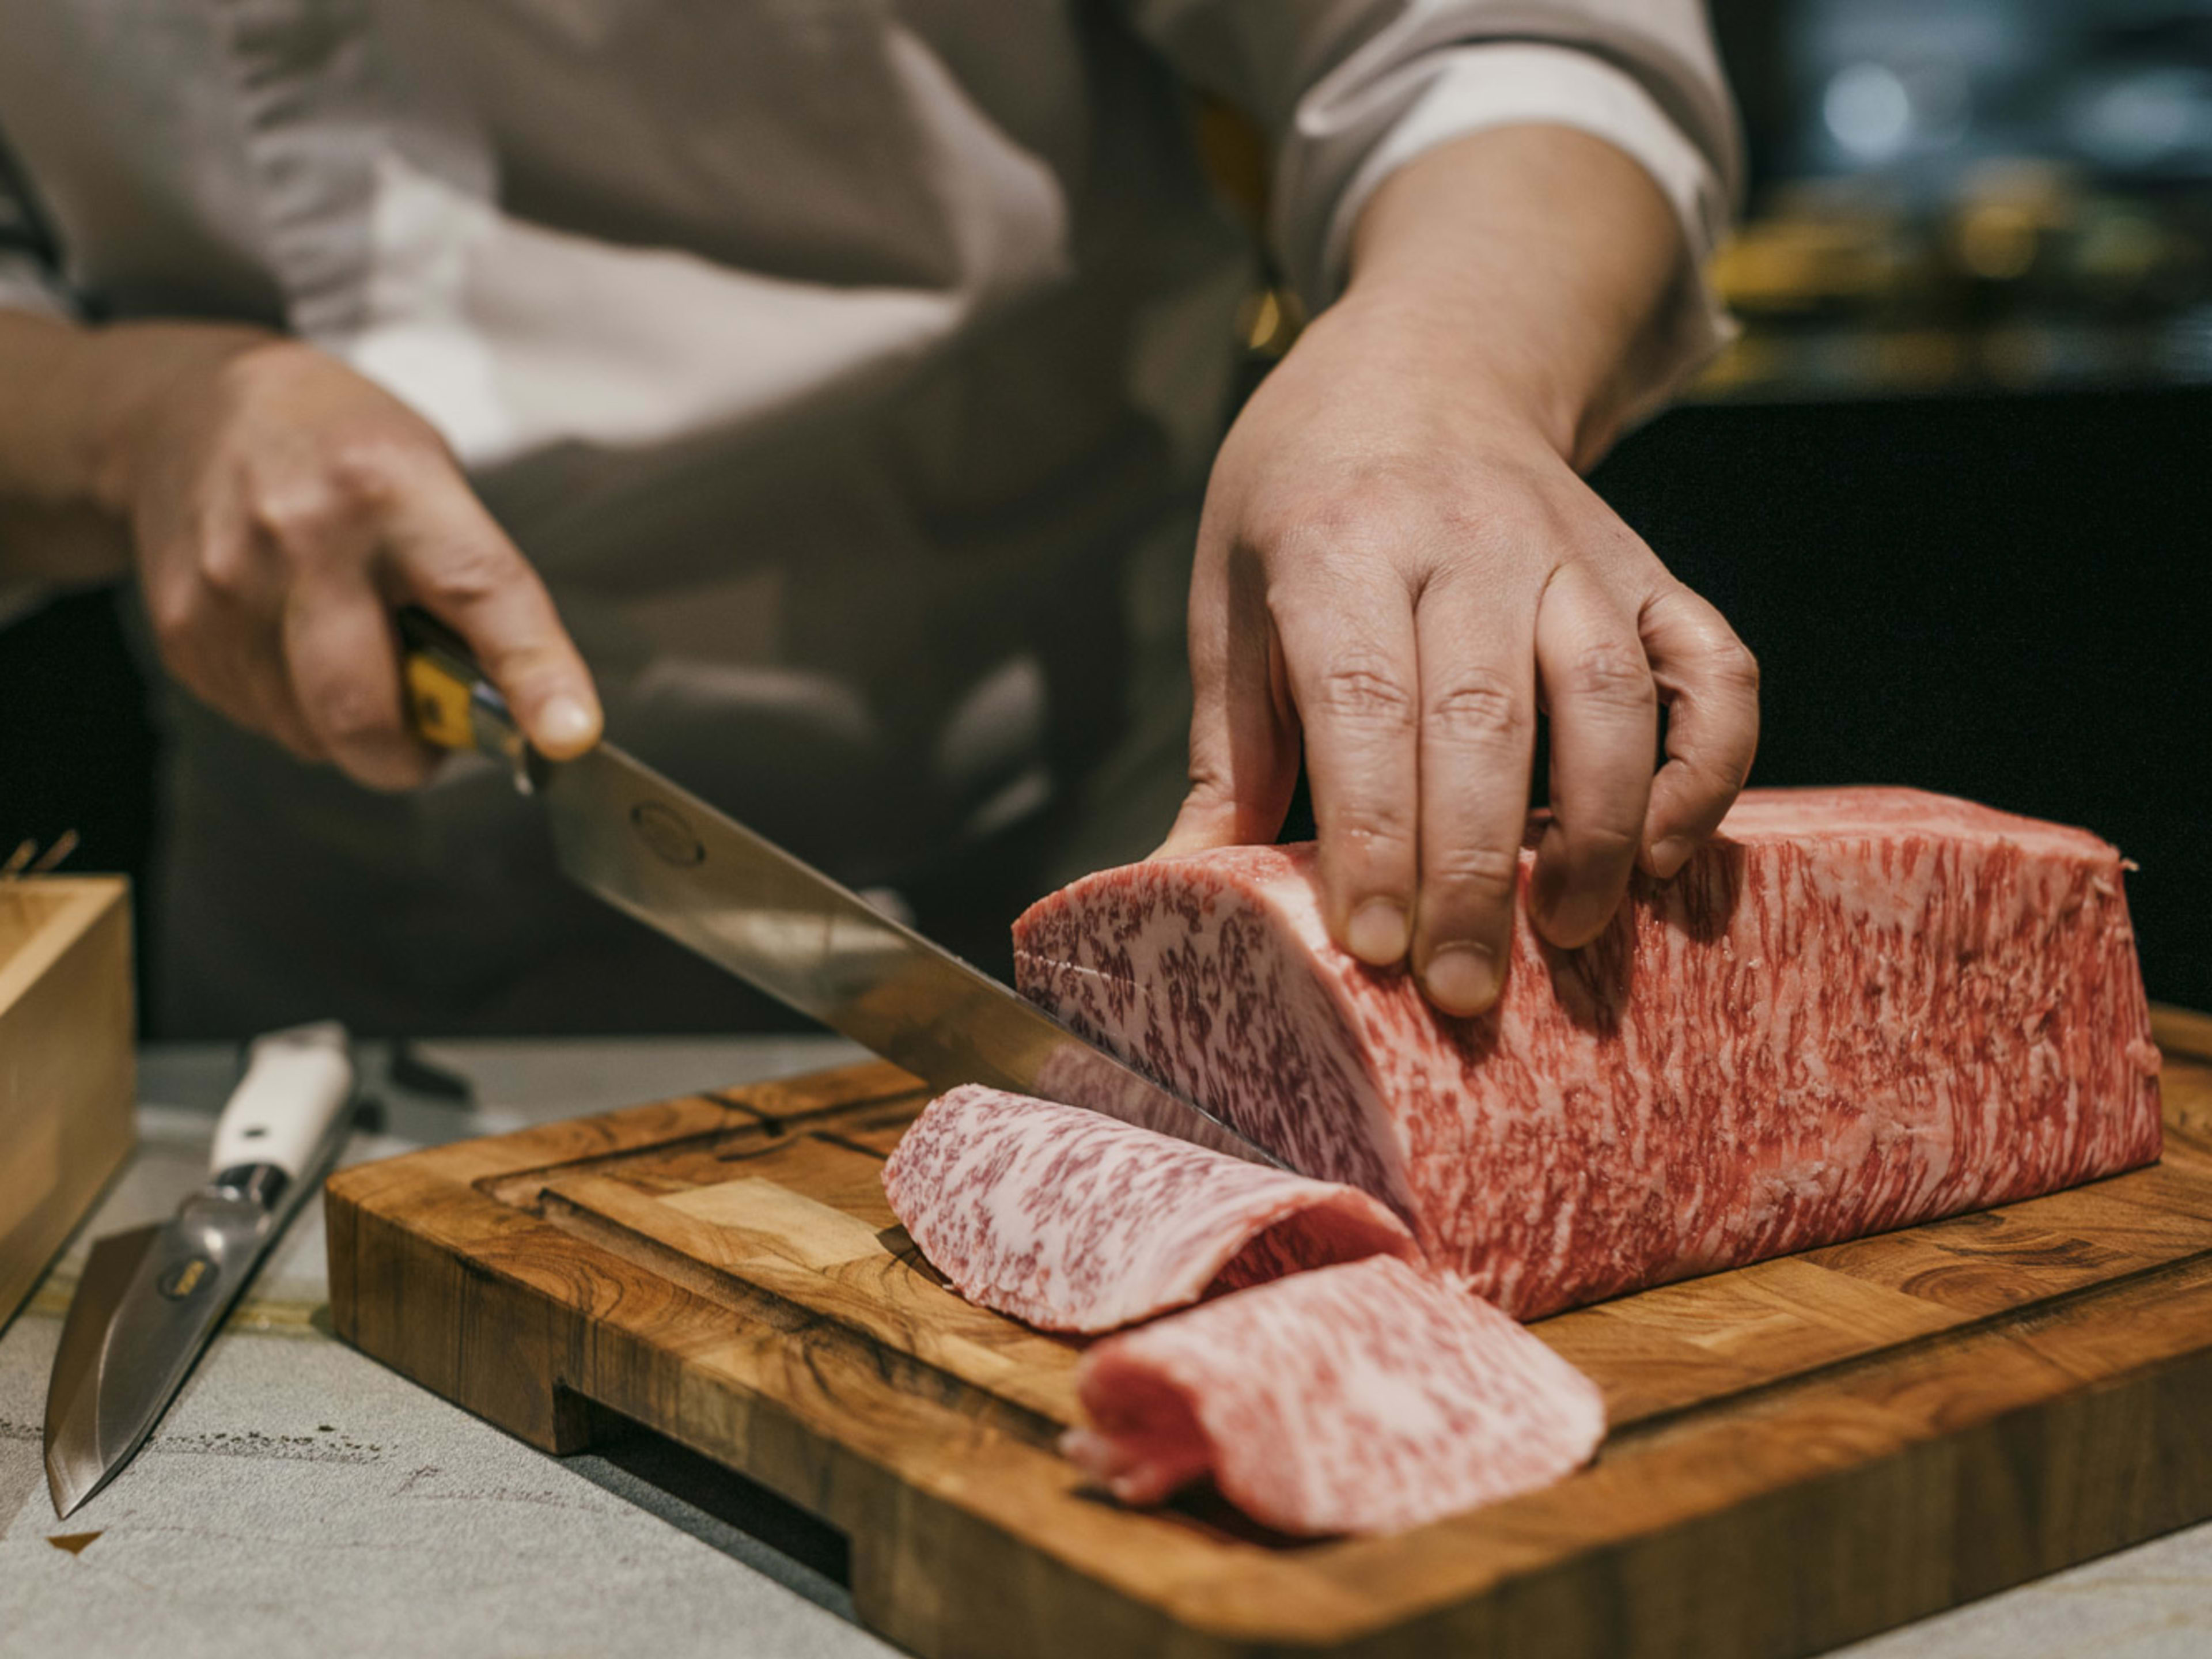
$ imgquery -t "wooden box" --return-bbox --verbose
[0,877,135,1331]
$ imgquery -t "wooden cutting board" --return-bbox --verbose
[325,1006,2212,1659]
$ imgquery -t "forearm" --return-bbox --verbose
[1339,123,1688,471]
[0,311,267,579]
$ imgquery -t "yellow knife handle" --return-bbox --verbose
[405,652,478,751]
[396,608,527,774]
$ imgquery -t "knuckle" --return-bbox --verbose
[1257,468,1444,577]
[323,433,426,510]
[1709,636,1762,696]
[1281,472,1410,548]
[1649,585,1762,699]
[248,442,419,551]
[1424,841,1522,900]
[1424,671,1527,749]
[310,675,402,749]
[1691,745,1755,798]
[1309,659,1418,734]
[1562,642,1654,711]
[147,579,204,652]
[248,475,349,550]
[195,536,255,600]
[414,539,523,612]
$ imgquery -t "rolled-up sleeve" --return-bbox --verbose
[1126,1,1741,408]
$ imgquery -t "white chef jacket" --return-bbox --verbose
[0,1,1738,1034]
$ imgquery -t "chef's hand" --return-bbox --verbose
[0,316,599,788]
[1159,127,1759,1016]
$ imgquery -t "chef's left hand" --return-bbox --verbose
[1158,126,1760,1017]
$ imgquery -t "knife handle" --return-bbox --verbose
[209,1022,355,1184]
[397,606,525,765]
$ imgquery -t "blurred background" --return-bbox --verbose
[5,0,2207,1028]
[1656,0,2211,1013]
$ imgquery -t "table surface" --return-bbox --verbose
[3,1038,2208,1659]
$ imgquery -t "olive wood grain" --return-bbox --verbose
[326,1014,2212,1659]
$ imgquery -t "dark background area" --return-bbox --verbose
[4,0,2209,1029]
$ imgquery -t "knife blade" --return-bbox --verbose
[44,1022,356,1518]
[397,609,1285,1170]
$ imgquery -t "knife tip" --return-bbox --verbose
[45,1454,89,1521]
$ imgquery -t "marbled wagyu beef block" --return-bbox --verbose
[1013,787,2164,1319]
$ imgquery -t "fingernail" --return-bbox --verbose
[1422,944,1499,1016]
[537,694,599,753]
[1347,899,1410,965]
[1648,836,1692,879]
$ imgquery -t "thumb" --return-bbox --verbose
[1152,566,1298,859]
[1154,779,1257,859]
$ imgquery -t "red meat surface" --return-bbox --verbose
[1061,1254,1606,1536]
[1013,787,2164,1318]
[881,1084,1418,1332]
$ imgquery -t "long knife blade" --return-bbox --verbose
[396,608,1283,1168]
[538,743,1286,1168]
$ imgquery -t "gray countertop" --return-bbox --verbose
[3,1038,2207,1659]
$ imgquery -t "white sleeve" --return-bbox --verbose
[1127,1,1743,411]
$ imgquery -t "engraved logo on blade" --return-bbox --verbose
[630,801,706,868]
[157,1256,214,1300]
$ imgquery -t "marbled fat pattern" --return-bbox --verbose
[880,1085,1418,1332]
[1014,787,2165,1318]
[1062,1255,1606,1536]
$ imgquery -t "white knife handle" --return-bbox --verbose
[209,1021,355,1183]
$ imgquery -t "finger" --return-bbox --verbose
[282,567,430,790]
[215,582,334,768]
[187,625,325,764]
[249,618,331,766]
[147,530,325,764]
[1637,585,1760,877]
[1273,566,1420,968]
[1405,566,1539,1014]
[387,475,601,759]
[1156,540,1299,858]
[1530,560,1656,949]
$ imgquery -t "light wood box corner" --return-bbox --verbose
[1,876,135,1331]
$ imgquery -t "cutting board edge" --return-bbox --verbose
[1336,1334,2212,1659]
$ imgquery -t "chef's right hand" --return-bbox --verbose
[113,328,600,788]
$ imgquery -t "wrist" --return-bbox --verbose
[1336,124,1686,471]
[78,322,276,518]
[1297,289,1589,467]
